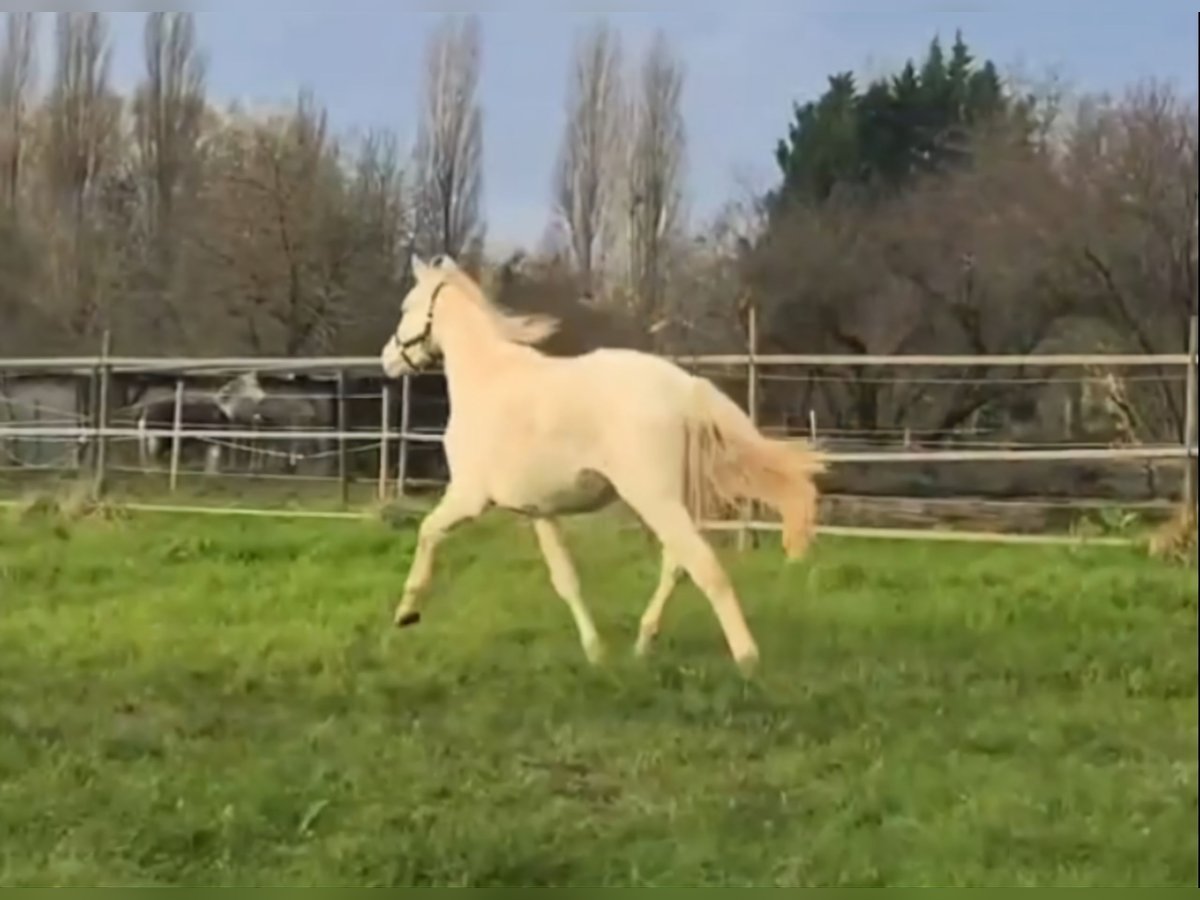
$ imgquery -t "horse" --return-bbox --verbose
[214,371,331,473]
[378,254,827,676]
[134,392,229,474]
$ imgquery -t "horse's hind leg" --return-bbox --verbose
[393,485,487,627]
[635,548,682,657]
[136,413,149,470]
[532,517,603,664]
[622,494,759,676]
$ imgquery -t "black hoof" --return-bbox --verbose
[396,610,421,628]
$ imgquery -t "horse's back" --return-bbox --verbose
[565,348,698,419]
[567,347,693,393]
[539,347,699,457]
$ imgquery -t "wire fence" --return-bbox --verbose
[1,316,1196,545]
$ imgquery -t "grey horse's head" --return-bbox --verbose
[214,371,266,422]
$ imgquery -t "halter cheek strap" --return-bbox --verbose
[395,281,446,369]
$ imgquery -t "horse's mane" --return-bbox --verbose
[437,267,560,347]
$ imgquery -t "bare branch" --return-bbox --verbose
[413,14,485,264]
[623,30,686,336]
[552,19,624,295]
[0,12,37,213]
[42,11,120,344]
[135,11,206,243]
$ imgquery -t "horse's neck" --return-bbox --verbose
[438,301,520,396]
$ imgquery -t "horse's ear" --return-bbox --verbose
[411,254,429,278]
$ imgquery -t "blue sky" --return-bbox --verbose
[42,2,1200,251]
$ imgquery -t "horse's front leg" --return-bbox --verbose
[393,485,488,627]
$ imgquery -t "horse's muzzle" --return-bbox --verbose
[380,341,410,379]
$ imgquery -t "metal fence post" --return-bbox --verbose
[91,330,112,498]
[378,380,392,502]
[737,300,759,551]
[1185,315,1197,514]
[336,368,349,506]
[396,373,411,497]
[168,377,185,492]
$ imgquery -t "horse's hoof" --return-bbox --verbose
[584,639,606,666]
[395,610,421,628]
[735,649,760,679]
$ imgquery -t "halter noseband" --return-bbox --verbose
[394,281,447,370]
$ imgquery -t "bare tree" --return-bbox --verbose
[194,92,368,355]
[0,13,38,347]
[0,12,36,213]
[552,19,624,296]
[747,125,1074,438]
[1062,81,1198,440]
[413,14,484,265]
[623,30,686,337]
[124,11,207,347]
[134,11,206,248]
[42,11,121,344]
[46,13,115,215]
[337,128,416,350]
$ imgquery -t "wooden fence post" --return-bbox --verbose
[378,380,392,502]
[396,374,412,497]
[336,368,349,506]
[91,330,112,498]
[168,377,185,493]
[1185,315,1197,514]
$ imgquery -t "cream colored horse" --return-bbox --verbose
[380,255,826,675]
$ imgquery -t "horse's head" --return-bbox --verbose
[381,254,452,377]
[381,252,559,378]
[214,371,266,421]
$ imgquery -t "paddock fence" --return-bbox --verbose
[1,315,1196,547]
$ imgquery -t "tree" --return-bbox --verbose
[773,30,1026,208]
[134,12,205,255]
[193,92,355,355]
[413,14,484,265]
[0,12,36,214]
[129,11,207,346]
[188,91,417,357]
[754,30,1077,436]
[774,71,862,206]
[623,30,686,336]
[337,129,415,351]
[0,13,39,351]
[1060,81,1198,440]
[42,11,122,345]
[0,11,424,357]
[552,19,625,296]
[749,137,1076,438]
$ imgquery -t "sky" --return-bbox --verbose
[24,1,1200,252]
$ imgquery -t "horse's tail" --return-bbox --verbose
[683,376,827,559]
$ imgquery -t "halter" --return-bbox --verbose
[393,281,447,370]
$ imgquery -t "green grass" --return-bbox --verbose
[0,505,1196,886]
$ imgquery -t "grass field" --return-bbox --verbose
[0,503,1196,886]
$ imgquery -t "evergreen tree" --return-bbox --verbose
[773,30,1028,207]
